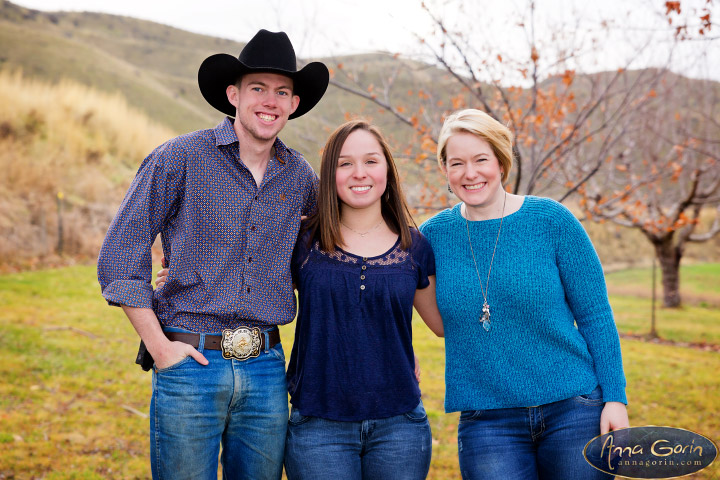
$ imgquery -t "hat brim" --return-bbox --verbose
[198,54,329,120]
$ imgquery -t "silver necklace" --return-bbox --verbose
[341,220,383,237]
[465,191,507,332]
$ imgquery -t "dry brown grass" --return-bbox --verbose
[0,69,175,271]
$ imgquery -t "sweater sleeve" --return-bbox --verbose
[554,204,627,404]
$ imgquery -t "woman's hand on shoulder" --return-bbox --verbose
[600,401,629,435]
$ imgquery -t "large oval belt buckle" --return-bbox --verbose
[221,327,262,361]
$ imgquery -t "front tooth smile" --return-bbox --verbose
[465,183,486,190]
[258,113,276,122]
[351,186,371,192]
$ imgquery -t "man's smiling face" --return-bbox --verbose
[229,72,299,144]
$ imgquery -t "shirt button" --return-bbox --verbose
[360,285,366,290]
[254,195,258,201]
[248,257,252,263]
[360,275,365,280]
[246,287,251,293]
[362,257,368,261]
[250,225,256,231]
[361,265,367,271]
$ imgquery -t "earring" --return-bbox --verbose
[447,183,453,194]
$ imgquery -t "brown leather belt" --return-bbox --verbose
[165,328,280,361]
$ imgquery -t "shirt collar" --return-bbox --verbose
[272,137,292,165]
[214,117,239,147]
[214,117,291,165]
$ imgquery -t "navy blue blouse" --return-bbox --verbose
[287,227,436,421]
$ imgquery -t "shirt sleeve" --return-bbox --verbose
[290,228,311,286]
[97,139,186,308]
[554,205,627,404]
[300,162,319,217]
[411,229,437,290]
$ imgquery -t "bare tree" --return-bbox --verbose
[323,0,720,309]
[326,1,680,213]
[580,72,720,307]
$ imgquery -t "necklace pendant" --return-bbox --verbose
[481,303,491,332]
[482,317,491,332]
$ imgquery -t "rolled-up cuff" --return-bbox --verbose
[102,279,154,309]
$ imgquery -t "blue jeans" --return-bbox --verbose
[458,387,612,480]
[150,329,288,480]
[284,400,432,480]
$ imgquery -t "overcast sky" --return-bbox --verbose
[11,0,720,83]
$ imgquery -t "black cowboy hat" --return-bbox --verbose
[198,29,329,119]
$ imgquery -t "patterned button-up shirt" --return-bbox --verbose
[98,117,318,333]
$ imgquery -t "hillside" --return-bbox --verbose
[0,0,464,269]
[1,0,718,270]
[0,0,457,163]
[0,0,236,132]
[0,70,175,269]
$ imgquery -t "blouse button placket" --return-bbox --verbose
[360,258,368,291]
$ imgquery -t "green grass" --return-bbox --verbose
[607,263,720,298]
[610,295,720,343]
[1,264,719,479]
[607,263,720,343]
[0,265,148,479]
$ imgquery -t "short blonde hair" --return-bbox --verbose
[437,109,514,184]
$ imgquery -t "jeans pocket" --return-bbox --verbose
[288,407,312,426]
[403,400,428,423]
[459,409,485,423]
[267,343,286,362]
[154,355,194,373]
[572,385,605,406]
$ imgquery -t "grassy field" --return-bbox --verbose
[0,264,719,479]
[606,264,720,344]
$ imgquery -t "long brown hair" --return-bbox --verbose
[306,120,415,252]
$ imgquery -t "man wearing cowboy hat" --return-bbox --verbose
[98,30,329,479]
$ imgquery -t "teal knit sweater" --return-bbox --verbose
[420,196,627,413]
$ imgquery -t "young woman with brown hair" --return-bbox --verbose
[283,120,442,479]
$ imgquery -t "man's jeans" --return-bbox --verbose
[150,329,288,480]
[284,400,432,480]
[457,386,612,480]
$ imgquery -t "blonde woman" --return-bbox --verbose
[419,109,629,480]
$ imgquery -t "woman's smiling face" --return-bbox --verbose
[335,129,388,212]
[443,131,504,210]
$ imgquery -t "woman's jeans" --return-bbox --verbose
[458,387,612,480]
[150,329,288,480]
[284,400,432,480]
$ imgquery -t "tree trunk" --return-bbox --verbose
[652,236,682,308]
[649,257,658,338]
